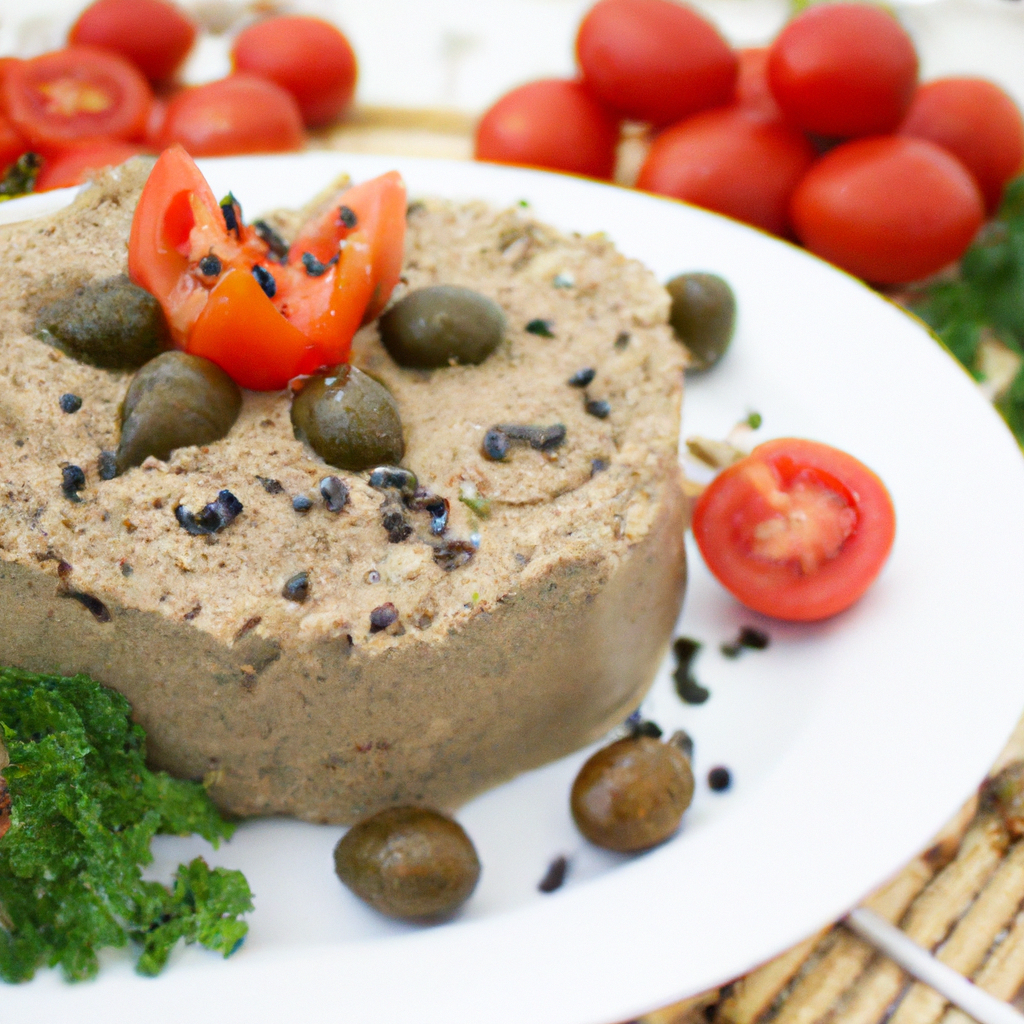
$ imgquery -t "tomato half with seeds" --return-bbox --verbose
[692,438,895,621]
[4,46,152,148]
[128,145,405,390]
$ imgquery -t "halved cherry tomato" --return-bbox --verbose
[692,438,896,621]
[128,145,405,389]
[231,16,357,127]
[36,140,148,191]
[636,105,816,236]
[898,77,1024,214]
[156,74,304,156]
[70,0,197,85]
[4,46,152,149]
[475,79,620,180]
[576,0,737,127]
[0,113,29,172]
[767,3,918,139]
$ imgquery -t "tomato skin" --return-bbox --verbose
[475,79,619,180]
[4,46,153,149]
[36,140,147,190]
[0,113,28,172]
[767,3,918,138]
[898,78,1024,214]
[735,47,782,120]
[231,16,357,128]
[636,105,816,236]
[790,136,984,285]
[692,438,896,622]
[70,0,197,84]
[156,74,304,156]
[576,0,737,127]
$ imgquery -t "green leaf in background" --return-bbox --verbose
[0,667,253,984]
[910,173,1024,445]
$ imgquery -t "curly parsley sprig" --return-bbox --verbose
[0,668,252,983]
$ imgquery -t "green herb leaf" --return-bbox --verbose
[0,667,252,983]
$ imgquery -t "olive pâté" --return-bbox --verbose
[665,272,736,372]
[116,351,242,474]
[570,734,695,852]
[378,285,506,369]
[34,274,170,370]
[333,806,481,920]
[291,364,404,471]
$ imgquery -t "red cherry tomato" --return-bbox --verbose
[576,0,736,127]
[231,16,357,128]
[4,47,153,149]
[898,77,1024,214]
[0,113,29,172]
[156,74,304,156]
[636,105,816,236]
[70,0,197,84]
[128,146,405,389]
[734,47,781,120]
[692,438,896,621]
[767,3,918,138]
[790,135,984,285]
[475,79,619,180]
[35,140,147,191]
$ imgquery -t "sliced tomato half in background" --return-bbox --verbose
[692,438,896,621]
[128,145,406,390]
[4,46,152,149]
[36,140,148,191]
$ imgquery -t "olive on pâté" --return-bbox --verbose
[378,285,506,369]
[116,351,242,473]
[570,734,695,852]
[333,806,481,920]
[291,364,405,471]
[665,272,736,372]
[35,274,169,370]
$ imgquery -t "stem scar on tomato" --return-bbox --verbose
[691,437,895,621]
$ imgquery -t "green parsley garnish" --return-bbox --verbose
[0,153,40,203]
[0,668,253,983]
[910,174,1024,444]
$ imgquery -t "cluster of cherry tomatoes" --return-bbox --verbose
[0,0,357,192]
[475,0,1024,285]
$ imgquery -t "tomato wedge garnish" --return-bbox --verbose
[128,146,406,390]
[692,438,896,621]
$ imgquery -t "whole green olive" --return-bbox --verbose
[570,735,694,852]
[666,272,736,371]
[116,352,242,473]
[333,806,481,920]
[291,364,404,471]
[378,285,506,369]
[35,274,170,370]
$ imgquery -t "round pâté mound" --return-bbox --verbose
[0,159,687,824]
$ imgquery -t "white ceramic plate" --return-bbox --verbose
[6,154,1024,1024]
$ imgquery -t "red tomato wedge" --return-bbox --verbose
[128,146,406,390]
[692,438,895,621]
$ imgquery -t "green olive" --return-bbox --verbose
[333,806,481,920]
[291,364,404,471]
[570,735,694,852]
[35,274,170,370]
[666,272,736,371]
[378,285,506,369]
[116,352,242,473]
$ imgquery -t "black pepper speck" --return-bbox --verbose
[292,495,313,513]
[482,429,509,461]
[175,490,243,535]
[338,205,357,229]
[614,331,630,349]
[591,458,608,476]
[320,476,350,512]
[256,476,285,494]
[368,466,417,498]
[252,264,276,298]
[369,602,398,633]
[525,319,555,338]
[199,254,222,276]
[708,767,732,792]
[585,399,611,419]
[61,465,85,502]
[98,450,118,480]
[568,367,596,388]
[59,393,82,414]
[538,855,569,894]
[282,571,310,603]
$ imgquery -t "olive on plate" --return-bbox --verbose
[666,272,736,371]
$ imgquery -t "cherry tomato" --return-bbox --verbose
[69,0,197,84]
[155,74,304,156]
[475,79,619,180]
[898,77,1024,214]
[790,135,984,285]
[35,140,147,191]
[231,16,357,128]
[734,47,781,120]
[636,105,816,236]
[128,146,405,389]
[576,0,736,127]
[0,113,29,172]
[692,438,896,621]
[4,47,152,149]
[767,3,918,138]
